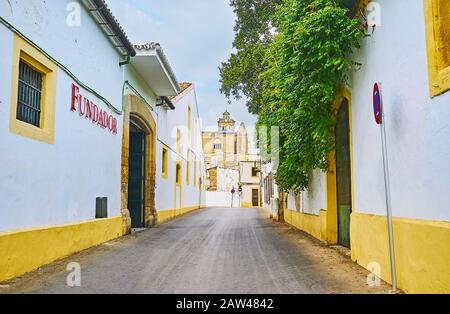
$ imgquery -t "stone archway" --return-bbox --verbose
[325,89,354,245]
[335,99,352,248]
[121,95,156,234]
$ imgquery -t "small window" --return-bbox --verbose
[214,143,222,150]
[176,129,181,153]
[252,167,258,177]
[176,163,182,185]
[188,107,192,135]
[17,61,43,127]
[10,35,57,144]
[194,158,197,188]
[186,149,191,185]
[162,147,168,178]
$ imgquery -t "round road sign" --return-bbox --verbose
[373,83,382,125]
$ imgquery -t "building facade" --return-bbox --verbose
[154,82,207,223]
[0,0,205,283]
[202,111,261,208]
[263,0,450,294]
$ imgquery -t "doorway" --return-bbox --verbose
[128,119,147,229]
[252,189,259,207]
[175,162,182,209]
[335,99,352,248]
[121,95,157,234]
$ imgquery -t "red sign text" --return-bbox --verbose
[70,84,118,135]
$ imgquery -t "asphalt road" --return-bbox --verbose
[2,207,389,294]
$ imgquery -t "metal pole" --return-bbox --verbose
[231,192,234,208]
[380,103,397,292]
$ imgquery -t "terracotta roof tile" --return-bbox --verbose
[169,82,193,100]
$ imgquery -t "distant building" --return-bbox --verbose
[202,111,260,208]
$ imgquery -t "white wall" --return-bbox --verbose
[120,46,207,214]
[350,0,450,221]
[205,192,239,208]
[0,1,123,233]
[300,170,326,215]
[240,161,260,184]
[217,168,239,192]
[287,193,296,211]
[154,85,206,211]
[285,170,326,215]
[0,0,124,109]
[241,185,260,206]
[261,162,280,217]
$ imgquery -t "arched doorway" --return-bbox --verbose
[128,118,147,228]
[121,95,156,233]
[335,99,352,248]
[174,162,182,209]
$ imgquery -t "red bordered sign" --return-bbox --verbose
[373,83,382,125]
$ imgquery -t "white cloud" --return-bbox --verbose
[106,0,257,128]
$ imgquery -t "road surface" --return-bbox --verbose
[1,207,389,294]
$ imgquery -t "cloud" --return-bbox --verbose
[106,0,257,128]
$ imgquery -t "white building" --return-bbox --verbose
[154,82,207,223]
[202,112,261,208]
[263,0,450,294]
[0,0,205,283]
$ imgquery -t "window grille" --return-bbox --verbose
[17,60,43,127]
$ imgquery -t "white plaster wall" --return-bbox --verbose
[155,107,176,210]
[241,185,260,206]
[287,193,297,211]
[154,86,206,211]
[260,162,277,212]
[0,15,123,233]
[0,0,124,110]
[301,170,326,215]
[240,162,260,184]
[261,175,278,216]
[217,168,239,192]
[206,192,239,208]
[122,69,207,212]
[350,0,450,221]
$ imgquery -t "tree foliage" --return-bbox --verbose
[221,0,364,191]
[258,0,364,191]
[220,0,282,114]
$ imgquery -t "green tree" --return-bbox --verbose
[220,0,282,114]
[259,0,364,191]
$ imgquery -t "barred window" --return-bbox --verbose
[162,147,168,178]
[17,60,42,127]
[176,163,182,185]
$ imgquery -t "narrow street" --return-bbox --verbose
[2,208,389,294]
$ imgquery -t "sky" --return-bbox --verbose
[106,0,258,133]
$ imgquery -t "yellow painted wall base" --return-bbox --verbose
[0,217,123,283]
[284,209,329,242]
[157,206,206,224]
[351,212,450,294]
